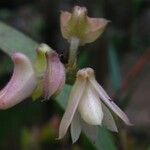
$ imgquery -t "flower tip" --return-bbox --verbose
[101,19,111,28]
[12,52,27,63]
[126,120,133,126]
[77,67,94,79]
[73,5,87,17]
[111,126,118,132]
[106,19,111,23]
[36,43,53,53]
[45,51,59,62]
[57,131,65,141]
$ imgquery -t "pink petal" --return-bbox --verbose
[44,51,66,99]
[70,112,81,143]
[101,102,118,132]
[58,78,87,139]
[0,53,37,109]
[60,11,71,40]
[90,78,132,125]
[83,18,109,44]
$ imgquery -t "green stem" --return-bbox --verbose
[68,37,80,68]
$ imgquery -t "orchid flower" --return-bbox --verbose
[61,6,109,69]
[33,43,66,100]
[0,44,66,109]
[58,68,132,143]
[60,6,109,45]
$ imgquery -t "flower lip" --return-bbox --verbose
[78,82,104,125]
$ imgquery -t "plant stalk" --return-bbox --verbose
[68,37,80,68]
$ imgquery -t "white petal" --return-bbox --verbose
[90,78,132,125]
[101,102,118,132]
[0,53,36,109]
[103,101,132,125]
[70,112,81,143]
[78,83,103,125]
[89,77,111,100]
[58,79,87,139]
[81,119,98,144]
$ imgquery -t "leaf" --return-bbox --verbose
[108,44,121,92]
[0,21,116,150]
[56,84,71,109]
[95,127,117,150]
[0,21,38,60]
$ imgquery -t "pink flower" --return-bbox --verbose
[0,53,37,109]
[0,44,66,109]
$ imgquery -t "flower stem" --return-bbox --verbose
[66,37,80,85]
[68,37,80,68]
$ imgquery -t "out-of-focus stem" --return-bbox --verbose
[121,48,150,92]
[113,48,150,104]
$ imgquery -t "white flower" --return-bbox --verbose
[58,68,132,143]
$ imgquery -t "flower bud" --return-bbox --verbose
[60,5,109,45]
[0,53,37,109]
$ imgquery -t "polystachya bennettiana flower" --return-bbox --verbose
[58,68,132,143]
